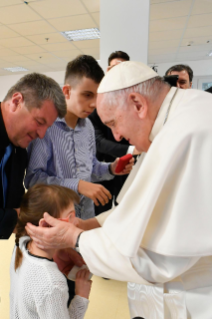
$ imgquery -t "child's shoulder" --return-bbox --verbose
[19,237,67,290]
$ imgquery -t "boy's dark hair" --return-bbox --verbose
[108,51,130,66]
[65,55,104,86]
[165,64,193,83]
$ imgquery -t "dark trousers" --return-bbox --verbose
[95,175,127,216]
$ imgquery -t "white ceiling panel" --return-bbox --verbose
[149,46,178,55]
[81,47,99,59]
[74,39,99,49]
[0,60,17,68]
[149,39,180,49]
[81,0,100,12]
[26,33,67,45]
[150,0,192,20]
[0,4,42,24]
[150,17,187,32]
[47,14,96,32]
[0,25,19,39]
[2,55,33,63]
[150,29,183,42]
[187,12,212,28]
[0,70,22,76]
[192,0,212,15]
[8,20,56,36]
[52,49,82,58]
[25,52,61,62]
[176,50,210,60]
[43,61,67,69]
[0,37,33,48]
[181,36,212,46]
[30,0,87,19]
[0,48,19,57]
[29,66,55,72]
[41,42,75,52]
[179,44,212,53]
[91,12,99,27]
[0,0,22,7]
[11,45,46,55]
[184,26,212,38]
[18,60,49,68]
[179,45,212,55]
[149,53,176,64]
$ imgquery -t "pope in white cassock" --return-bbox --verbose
[26,62,212,319]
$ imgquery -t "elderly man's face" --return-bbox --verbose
[7,98,58,148]
[97,94,151,152]
[168,70,192,89]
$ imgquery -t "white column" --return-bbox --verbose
[100,0,150,71]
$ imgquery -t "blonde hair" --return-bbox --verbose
[15,184,79,271]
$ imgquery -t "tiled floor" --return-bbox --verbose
[0,235,130,319]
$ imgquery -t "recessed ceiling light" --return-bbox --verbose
[208,51,212,57]
[61,28,100,42]
[4,67,28,72]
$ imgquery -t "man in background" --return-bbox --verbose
[165,64,193,89]
[0,73,66,239]
[89,51,139,215]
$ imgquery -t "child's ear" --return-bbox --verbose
[69,211,76,222]
[39,218,50,228]
[71,211,76,218]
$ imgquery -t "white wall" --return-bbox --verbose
[0,70,65,101]
[100,0,150,71]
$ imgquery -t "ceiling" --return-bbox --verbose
[0,0,211,76]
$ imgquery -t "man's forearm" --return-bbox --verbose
[79,218,101,231]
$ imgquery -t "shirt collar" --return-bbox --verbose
[149,87,177,142]
[0,103,11,149]
[55,117,86,132]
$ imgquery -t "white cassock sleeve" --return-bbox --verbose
[79,229,199,285]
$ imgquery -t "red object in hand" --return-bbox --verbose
[58,217,69,222]
[115,154,133,173]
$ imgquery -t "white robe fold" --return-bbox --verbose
[80,87,212,318]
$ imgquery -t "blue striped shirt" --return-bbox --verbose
[25,117,113,219]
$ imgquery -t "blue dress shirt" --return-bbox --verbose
[25,118,113,219]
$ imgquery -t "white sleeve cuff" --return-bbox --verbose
[127,145,135,154]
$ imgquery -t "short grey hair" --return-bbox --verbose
[4,73,67,118]
[100,76,170,109]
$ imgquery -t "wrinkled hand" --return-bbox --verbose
[25,212,83,250]
[78,180,112,206]
[110,157,134,175]
[53,248,85,276]
[75,269,92,299]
